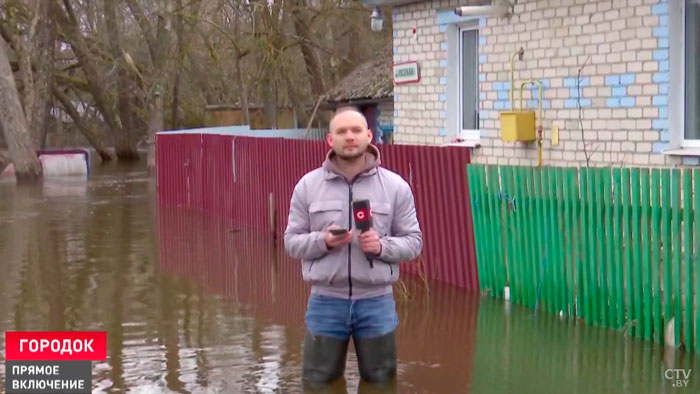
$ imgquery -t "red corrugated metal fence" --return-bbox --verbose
[156,133,479,291]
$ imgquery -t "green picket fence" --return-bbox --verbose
[467,164,700,352]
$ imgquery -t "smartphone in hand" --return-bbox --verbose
[329,228,349,236]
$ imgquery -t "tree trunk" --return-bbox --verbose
[124,0,158,63]
[58,1,122,145]
[104,0,138,160]
[147,89,163,171]
[262,66,277,129]
[52,87,114,162]
[14,35,35,130]
[0,36,42,182]
[10,5,37,132]
[125,0,171,168]
[323,9,339,87]
[170,72,181,129]
[289,0,327,98]
[283,70,309,128]
[0,150,9,172]
[347,27,360,75]
[258,2,280,129]
[31,0,57,149]
[170,0,185,130]
[232,18,250,126]
[58,0,126,157]
[38,100,52,150]
[235,55,250,126]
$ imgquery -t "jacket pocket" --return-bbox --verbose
[381,260,398,283]
[301,253,347,285]
[309,200,345,231]
[352,251,395,286]
[371,202,393,236]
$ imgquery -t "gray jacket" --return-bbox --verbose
[284,145,423,299]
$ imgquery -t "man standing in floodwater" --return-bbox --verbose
[284,107,423,385]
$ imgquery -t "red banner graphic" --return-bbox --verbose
[4,332,107,361]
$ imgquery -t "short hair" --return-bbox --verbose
[335,105,362,115]
[329,106,368,133]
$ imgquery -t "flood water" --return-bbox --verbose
[1,163,699,393]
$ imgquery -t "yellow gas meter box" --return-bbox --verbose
[500,111,536,142]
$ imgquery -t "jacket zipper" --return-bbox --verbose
[348,183,353,298]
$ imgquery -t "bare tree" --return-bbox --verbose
[0,35,42,181]
[0,149,9,172]
[229,1,251,125]
[0,0,389,167]
[146,86,163,169]
[57,0,124,153]
[52,86,115,162]
[104,0,138,160]
[124,0,171,167]
[4,0,37,131]
[255,0,283,128]
[31,0,58,149]
[289,0,326,98]
[170,0,185,129]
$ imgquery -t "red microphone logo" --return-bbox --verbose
[352,199,375,267]
[352,200,373,232]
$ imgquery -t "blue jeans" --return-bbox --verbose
[304,294,399,340]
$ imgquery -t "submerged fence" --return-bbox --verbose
[467,164,700,353]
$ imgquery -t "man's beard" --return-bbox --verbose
[335,149,365,161]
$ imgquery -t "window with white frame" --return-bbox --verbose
[459,26,479,140]
[671,0,700,149]
[685,0,699,141]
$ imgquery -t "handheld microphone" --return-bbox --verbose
[352,199,375,268]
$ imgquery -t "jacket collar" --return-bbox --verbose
[322,144,381,181]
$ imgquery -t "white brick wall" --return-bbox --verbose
[377,101,394,128]
[391,0,682,167]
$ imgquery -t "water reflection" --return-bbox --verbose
[0,165,698,393]
[41,177,88,198]
[472,298,699,394]
[157,204,483,393]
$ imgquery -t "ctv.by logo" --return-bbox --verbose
[665,369,691,388]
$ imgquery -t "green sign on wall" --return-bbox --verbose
[393,61,420,84]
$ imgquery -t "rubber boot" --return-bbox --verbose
[357,377,397,394]
[353,331,397,383]
[303,376,348,394]
[302,330,350,385]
